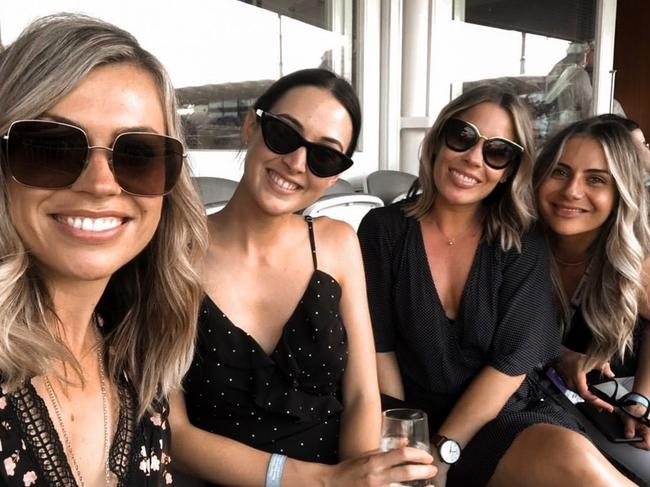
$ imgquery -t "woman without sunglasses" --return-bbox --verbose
[168,69,436,486]
[0,14,207,485]
[534,117,650,450]
[358,85,635,486]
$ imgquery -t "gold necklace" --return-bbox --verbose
[432,217,480,246]
[43,347,111,487]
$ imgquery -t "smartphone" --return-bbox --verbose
[576,401,643,443]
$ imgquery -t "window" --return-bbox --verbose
[1,0,367,181]
[451,0,599,143]
[178,0,356,150]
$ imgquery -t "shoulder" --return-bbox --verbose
[498,226,550,267]
[309,217,363,285]
[358,201,411,240]
[311,216,358,252]
[500,226,548,254]
[519,226,549,253]
[362,201,408,226]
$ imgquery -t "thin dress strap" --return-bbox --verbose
[304,215,318,270]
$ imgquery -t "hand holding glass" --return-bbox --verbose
[380,408,431,487]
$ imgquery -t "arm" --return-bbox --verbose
[432,231,562,484]
[625,258,650,448]
[357,208,405,403]
[438,367,524,447]
[321,219,382,459]
[433,367,525,483]
[555,346,615,411]
[169,391,436,486]
[356,209,407,405]
[624,323,650,449]
[169,391,324,486]
[634,257,650,397]
[377,352,405,400]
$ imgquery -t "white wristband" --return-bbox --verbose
[265,453,287,487]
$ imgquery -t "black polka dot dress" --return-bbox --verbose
[358,201,581,487]
[184,217,348,484]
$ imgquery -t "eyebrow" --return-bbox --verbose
[41,113,161,138]
[277,113,345,152]
[556,162,612,175]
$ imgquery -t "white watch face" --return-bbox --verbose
[439,439,461,464]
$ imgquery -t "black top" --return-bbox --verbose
[184,216,348,466]
[358,202,562,426]
[561,260,642,376]
[564,302,642,377]
[0,377,172,486]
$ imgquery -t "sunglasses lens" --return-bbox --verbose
[445,118,478,152]
[7,121,87,188]
[483,140,520,169]
[113,133,184,196]
[261,112,352,178]
[308,146,352,177]
[445,118,521,170]
[621,393,649,419]
[262,116,302,155]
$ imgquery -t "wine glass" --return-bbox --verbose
[380,408,431,487]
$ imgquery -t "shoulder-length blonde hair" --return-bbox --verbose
[404,84,536,252]
[533,117,650,367]
[0,13,208,418]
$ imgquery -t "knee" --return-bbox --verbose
[533,426,602,476]
[494,424,618,486]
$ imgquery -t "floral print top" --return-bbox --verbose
[0,376,173,486]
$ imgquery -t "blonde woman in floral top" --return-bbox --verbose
[0,14,206,486]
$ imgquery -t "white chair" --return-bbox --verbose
[192,177,238,214]
[205,201,229,215]
[365,170,417,205]
[302,194,384,231]
[324,178,355,195]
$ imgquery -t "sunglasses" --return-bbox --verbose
[255,109,353,177]
[589,379,650,427]
[2,120,185,196]
[443,118,523,170]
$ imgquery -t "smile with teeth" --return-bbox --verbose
[269,169,300,191]
[552,204,586,215]
[450,168,479,184]
[56,215,124,232]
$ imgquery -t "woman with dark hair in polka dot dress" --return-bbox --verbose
[358,85,635,486]
[168,69,436,486]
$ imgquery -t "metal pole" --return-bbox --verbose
[278,13,284,77]
[520,32,526,75]
[609,69,617,112]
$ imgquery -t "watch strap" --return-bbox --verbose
[432,433,448,447]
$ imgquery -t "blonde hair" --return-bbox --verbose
[404,85,537,252]
[0,13,208,418]
[533,117,650,366]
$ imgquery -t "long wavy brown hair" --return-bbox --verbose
[534,117,650,366]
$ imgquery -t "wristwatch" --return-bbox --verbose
[432,434,461,464]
